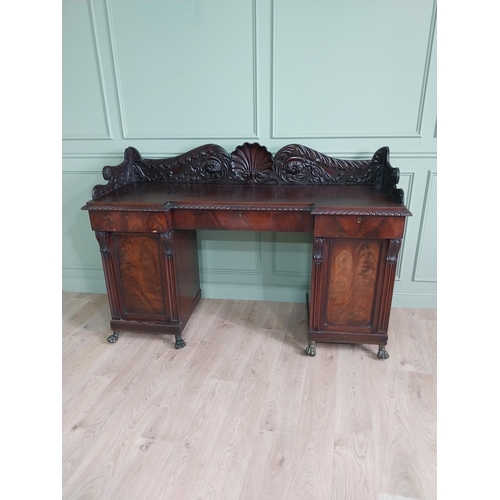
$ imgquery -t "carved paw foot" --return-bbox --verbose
[107,331,119,343]
[304,341,316,357]
[377,346,389,359]
[175,336,186,349]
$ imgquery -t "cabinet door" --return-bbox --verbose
[310,237,392,339]
[322,238,385,332]
[112,233,172,322]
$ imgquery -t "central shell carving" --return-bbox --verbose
[230,143,275,184]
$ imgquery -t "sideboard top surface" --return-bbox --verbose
[85,182,410,216]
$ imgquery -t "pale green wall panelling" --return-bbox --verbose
[107,0,257,139]
[198,231,261,278]
[62,0,437,308]
[199,232,313,304]
[273,0,434,138]
[413,171,438,282]
[62,0,112,139]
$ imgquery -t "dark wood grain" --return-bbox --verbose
[84,182,409,215]
[113,234,168,320]
[324,239,381,328]
[314,215,405,239]
[171,229,201,320]
[90,211,170,233]
[171,209,313,232]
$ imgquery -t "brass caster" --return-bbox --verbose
[377,346,389,359]
[305,341,316,357]
[175,335,186,349]
[107,331,119,343]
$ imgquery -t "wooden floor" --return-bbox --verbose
[62,292,436,500]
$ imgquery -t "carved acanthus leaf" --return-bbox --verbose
[92,162,137,199]
[95,231,109,254]
[387,239,402,264]
[274,144,370,184]
[160,231,174,257]
[313,238,325,261]
[132,144,231,183]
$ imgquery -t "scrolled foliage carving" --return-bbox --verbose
[160,231,174,257]
[387,239,402,264]
[92,162,138,199]
[131,144,232,183]
[274,144,369,184]
[313,238,325,261]
[95,231,110,254]
[90,143,406,205]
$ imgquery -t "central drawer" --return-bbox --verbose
[171,208,313,232]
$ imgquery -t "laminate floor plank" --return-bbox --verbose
[208,299,271,383]
[62,327,116,395]
[62,335,169,489]
[377,494,421,500]
[62,311,108,364]
[332,432,377,500]
[62,293,437,500]
[62,373,115,433]
[417,312,437,377]
[390,308,435,375]
[62,293,88,332]
[191,304,293,500]
[238,429,295,500]
[140,299,251,444]
[332,343,377,439]
[176,298,226,347]
[100,436,175,500]
[144,378,239,500]
[281,346,339,500]
[258,302,309,436]
[62,294,109,343]
[370,360,430,499]
[401,371,437,500]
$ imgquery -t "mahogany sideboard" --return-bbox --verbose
[82,143,411,358]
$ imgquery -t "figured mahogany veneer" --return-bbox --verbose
[171,208,314,232]
[314,215,405,239]
[83,143,411,357]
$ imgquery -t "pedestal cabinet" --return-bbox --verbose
[90,217,201,347]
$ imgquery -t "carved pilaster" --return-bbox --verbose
[159,230,179,321]
[387,239,402,265]
[160,230,174,257]
[379,238,402,333]
[94,231,120,319]
[95,231,110,254]
[313,237,325,261]
[309,237,326,332]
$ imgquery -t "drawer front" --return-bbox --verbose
[90,211,170,233]
[314,215,405,239]
[171,209,313,232]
